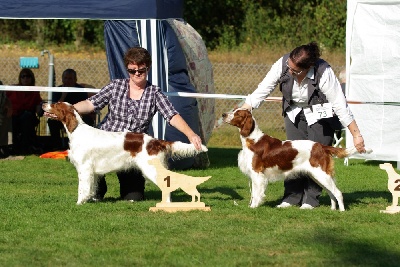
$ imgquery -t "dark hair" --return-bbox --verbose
[289,41,321,69]
[62,68,77,79]
[123,47,152,68]
[18,68,35,86]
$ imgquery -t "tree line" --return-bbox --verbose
[0,0,346,51]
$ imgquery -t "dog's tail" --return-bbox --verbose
[169,141,208,159]
[323,145,373,158]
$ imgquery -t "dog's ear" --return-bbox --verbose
[240,111,255,137]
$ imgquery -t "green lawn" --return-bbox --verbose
[1,147,399,267]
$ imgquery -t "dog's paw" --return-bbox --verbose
[249,198,262,208]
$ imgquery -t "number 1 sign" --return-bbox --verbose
[148,158,211,212]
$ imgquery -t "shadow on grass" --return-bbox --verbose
[254,190,391,210]
[310,227,400,266]
[207,147,241,168]
[142,186,245,202]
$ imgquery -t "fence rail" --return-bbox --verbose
[0,57,344,147]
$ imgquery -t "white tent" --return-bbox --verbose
[346,0,400,166]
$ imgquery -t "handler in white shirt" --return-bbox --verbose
[241,41,366,209]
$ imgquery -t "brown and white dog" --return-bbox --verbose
[222,108,372,211]
[42,102,208,204]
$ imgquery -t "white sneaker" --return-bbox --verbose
[276,202,292,208]
[300,203,314,209]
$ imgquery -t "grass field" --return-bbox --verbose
[1,147,400,267]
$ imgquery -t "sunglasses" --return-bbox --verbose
[21,75,32,79]
[126,67,148,75]
[286,59,303,76]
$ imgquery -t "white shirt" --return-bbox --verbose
[245,56,354,127]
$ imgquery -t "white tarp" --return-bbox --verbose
[346,0,400,163]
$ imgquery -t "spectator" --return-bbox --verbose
[6,68,43,155]
[48,69,95,150]
[74,47,203,202]
[0,80,12,158]
[241,42,366,209]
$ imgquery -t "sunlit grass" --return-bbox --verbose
[1,149,400,266]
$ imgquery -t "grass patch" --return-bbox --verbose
[1,149,399,266]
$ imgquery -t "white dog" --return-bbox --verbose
[42,102,208,204]
[223,108,372,211]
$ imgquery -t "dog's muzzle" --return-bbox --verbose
[222,112,233,123]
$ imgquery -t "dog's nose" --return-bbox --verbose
[222,113,227,118]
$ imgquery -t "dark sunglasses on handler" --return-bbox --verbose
[126,67,148,75]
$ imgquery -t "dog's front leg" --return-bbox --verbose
[76,166,93,205]
[249,172,268,208]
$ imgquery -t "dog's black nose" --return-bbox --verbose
[222,113,227,118]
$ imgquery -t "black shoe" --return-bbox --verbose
[29,145,43,155]
[0,146,10,159]
[123,192,144,202]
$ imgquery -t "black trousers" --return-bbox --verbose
[12,111,39,153]
[282,111,335,207]
[95,168,146,200]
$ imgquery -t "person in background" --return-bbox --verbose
[0,80,12,158]
[48,69,95,150]
[6,68,43,155]
[74,47,203,202]
[241,41,366,209]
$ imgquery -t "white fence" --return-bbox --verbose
[0,57,344,147]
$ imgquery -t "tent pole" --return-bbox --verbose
[41,50,54,135]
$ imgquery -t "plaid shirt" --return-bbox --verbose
[89,79,178,133]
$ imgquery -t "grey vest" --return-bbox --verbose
[278,54,342,130]
[278,53,330,115]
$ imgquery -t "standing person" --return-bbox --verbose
[241,41,366,209]
[48,69,95,150]
[0,80,12,158]
[6,68,43,155]
[74,47,203,202]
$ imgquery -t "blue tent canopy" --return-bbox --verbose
[0,0,183,20]
[0,0,213,169]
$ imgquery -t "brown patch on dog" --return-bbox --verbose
[146,139,173,156]
[64,109,79,133]
[309,143,334,176]
[123,133,144,157]
[227,109,255,137]
[46,102,79,133]
[248,135,298,173]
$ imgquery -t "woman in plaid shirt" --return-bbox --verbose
[74,47,203,202]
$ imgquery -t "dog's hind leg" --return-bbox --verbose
[249,172,268,208]
[311,170,345,211]
[329,186,344,211]
[325,190,338,210]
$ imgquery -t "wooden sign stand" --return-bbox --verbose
[379,163,400,214]
[148,158,211,213]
